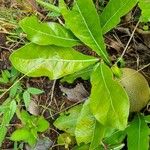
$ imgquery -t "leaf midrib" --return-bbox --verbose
[100,65,119,124]
[16,56,99,63]
[23,25,79,42]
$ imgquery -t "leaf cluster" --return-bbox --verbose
[1,0,149,149]
[11,110,49,146]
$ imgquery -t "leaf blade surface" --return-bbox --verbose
[10,43,98,79]
[100,0,138,34]
[75,100,105,148]
[20,16,80,47]
[139,0,150,22]
[89,63,129,130]
[60,0,110,64]
[127,114,149,150]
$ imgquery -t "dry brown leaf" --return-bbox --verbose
[27,99,39,116]
[60,83,89,102]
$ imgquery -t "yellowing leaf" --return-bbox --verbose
[75,100,105,149]
[60,0,110,64]
[53,105,82,135]
[89,63,129,130]
[19,16,80,47]
[10,43,98,79]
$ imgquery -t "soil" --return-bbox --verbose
[0,0,150,150]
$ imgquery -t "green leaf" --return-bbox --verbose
[72,144,101,150]
[11,128,37,146]
[60,0,110,64]
[23,91,31,109]
[0,70,10,83]
[9,82,21,98]
[72,144,90,150]
[27,129,38,146]
[0,100,17,146]
[89,122,105,150]
[11,128,30,141]
[139,0,150,22]
[3,100,17,124]
[75,100,105,149]
[144,115,150,123]
[100,0,138,34]
[27,87,44,95]
[10,43,98,79]
[0,126,7,147]
[89,63,129,130]
[61,65,94,83]
[36,116,49,132]
[103,130,126,146]
[36,0,60,14]
[57,133,74,148]
[19,110,31,125]
[127,114,149,150]
[53,105,82,135]
[19,16,79,47]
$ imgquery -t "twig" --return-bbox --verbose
[42,80,56,116]
[115,20,140,65]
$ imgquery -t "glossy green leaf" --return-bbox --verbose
[19,16,79,47]
[36,116,49,132]
[89,63,129,130]
[53,105,82,135]
[60,0,110,64]
[127,114,149,150]
[75,100,105,149]
[100,0,138,34]
[139,0,150,22]
[61,65,94,83]
[10,43,98,79]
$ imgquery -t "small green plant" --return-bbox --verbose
[4,0,150,149]
[11,110,49,146]
[23,87,44,109]
[0,68,46,147]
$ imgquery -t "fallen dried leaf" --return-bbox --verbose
[60,83,89,102]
